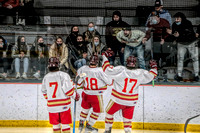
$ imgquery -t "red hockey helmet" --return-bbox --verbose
[89,55,99,66]
[126,56,137,68]
[48,57,60,68]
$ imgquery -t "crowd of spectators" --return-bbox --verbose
[0,0,199,82]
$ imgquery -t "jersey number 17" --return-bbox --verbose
[122,78,137,94]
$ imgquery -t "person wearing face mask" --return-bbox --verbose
[166,12,199,82]
[83,22,101,44]
[49,36,69,72]
[143,11,170,69]
[116,25,146,69]
[87,35,106,65]
[30,36,49,79]
[0,36,9,79]
[12,36,30,79]
[105,10,129,66]
[65,25,79,46]
[73,35,88,69]
[145,0,172,26]
[196,24,200,47]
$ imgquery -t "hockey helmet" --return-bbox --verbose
[48,57,60,68]
[89,55,99,66]
[126,56,137,68]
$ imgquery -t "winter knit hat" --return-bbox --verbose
[112,10,121,18]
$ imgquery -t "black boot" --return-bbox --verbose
[84,123,98,133]
[174,75,183,82]
[194,76,199,82]
[79,120,84,133]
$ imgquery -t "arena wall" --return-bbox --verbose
[0,83,199,131]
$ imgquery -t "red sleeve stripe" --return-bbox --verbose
[65,87,75,96]
[102,61,109,67]
[149,71,157,77]
[102,61,110,72]
[77,81,84,86]
[43,94,47,99]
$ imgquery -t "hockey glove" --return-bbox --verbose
[75,92,80,101]
[149,59,157,69]
[102,49,114,58]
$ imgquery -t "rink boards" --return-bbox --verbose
[0,83,200,132]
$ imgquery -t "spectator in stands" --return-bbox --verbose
[83,22,101,44]
[66,25,79,46]
[143,11,170,66]
[49,36,69,72]
[1,0,19,9]
[87,35,106,65]
[196,24,200,39]
[166,12,199,82]
[105,10,129,66]
[12,36,30,79]
[30,36,49,79]
[74,35,88,69]
[0,0,20,24]
[145,0,172,26]
[116,25,146,69]
[0,36,9,79]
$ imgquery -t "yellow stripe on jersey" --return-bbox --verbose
[47,99,71,106]
[149,71,157,77]
[112,90,138,100]
[102,61,110,71]
[65,88,74,96]
[43,94,47,99]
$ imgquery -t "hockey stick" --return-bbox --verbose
[150,32,155,87]
[184,114,200,133]
[73,73,86,133]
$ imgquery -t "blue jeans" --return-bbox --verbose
[177,42,199,76]
[15,57,29,73]
[124,44,146,69]
[74,58,86,69]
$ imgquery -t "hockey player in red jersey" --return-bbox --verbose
[77,55,112,133]
[102,54,157,133]
[41,57,80,133]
